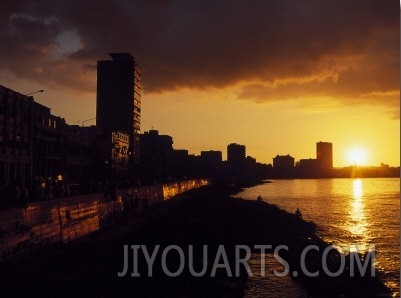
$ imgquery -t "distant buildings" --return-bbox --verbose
[316,141,333,170]
[291,142,334,177]
[201,150,222,166]
[200,150,223,177]
[227,143,246,166]
[96,53,142,176]
[172,149,190,179]
[140,130,173,182]
[273,154,295,169]
[297,158,319,177]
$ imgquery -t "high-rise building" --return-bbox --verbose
[316,141,333,169]
[96,53,142,169]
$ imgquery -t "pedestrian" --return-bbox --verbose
[295,208,302,218]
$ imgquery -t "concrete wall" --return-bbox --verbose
[0,179,209,260]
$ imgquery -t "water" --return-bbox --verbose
[235,178,400,297]
[245,254,307,297]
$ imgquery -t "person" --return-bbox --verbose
[13,181,21,203]
[295,208,302,218]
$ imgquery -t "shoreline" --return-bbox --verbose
[0,182,392,297]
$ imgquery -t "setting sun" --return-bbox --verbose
[347,148,368,166]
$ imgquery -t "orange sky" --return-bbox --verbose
[0,1,399,167]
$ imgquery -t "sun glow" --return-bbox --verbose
[347,147,368,166]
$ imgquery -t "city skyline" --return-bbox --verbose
[0,1,399,167]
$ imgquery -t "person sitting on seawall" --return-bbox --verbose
[295,208,302,218]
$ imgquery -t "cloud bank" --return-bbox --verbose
[0,0,399,112]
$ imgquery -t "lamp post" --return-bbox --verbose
[25,90,44,96]
[81,117,97,127]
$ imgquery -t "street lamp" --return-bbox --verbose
[81,117,97,127]
[25,90,44,96]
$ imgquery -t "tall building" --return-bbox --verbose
[96,53,142,172]
[227,143,246,165]
[316,141,333,169]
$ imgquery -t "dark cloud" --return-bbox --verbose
[0,0,399,110]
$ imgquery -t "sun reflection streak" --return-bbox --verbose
[347,179,369,251]
[353,179,363,199]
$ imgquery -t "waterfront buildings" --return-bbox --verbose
[0,85,99,189]
[0,86,34,186]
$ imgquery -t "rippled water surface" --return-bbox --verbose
[236,178,400,296]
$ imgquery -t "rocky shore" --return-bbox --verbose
[0,183,392,297]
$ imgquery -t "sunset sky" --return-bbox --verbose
[0,0,399,167]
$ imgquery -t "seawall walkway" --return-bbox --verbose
[0,179,209,260]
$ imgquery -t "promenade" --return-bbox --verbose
[0,183,390,297]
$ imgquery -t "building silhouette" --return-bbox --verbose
[316,141,333,169]
[140,130,173,183]
[172,149,189,179]
[96,53,142,178]
[200,150,222,166]
[273,154,295,169]
[0,85,102,200]
[65,125,103,183]
[226,143,246,180]
[227,143,246,166]
[0,86,35,186]
[200,150,223,177]
[2,82,399,200]
[32,102,68,182]
[297,158,319,177]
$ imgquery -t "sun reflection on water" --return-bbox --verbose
[353,179,363,199]
[346,179,370,251]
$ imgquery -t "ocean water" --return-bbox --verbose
[235,178,400,297]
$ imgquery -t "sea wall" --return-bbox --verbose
[0,179,209,260]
